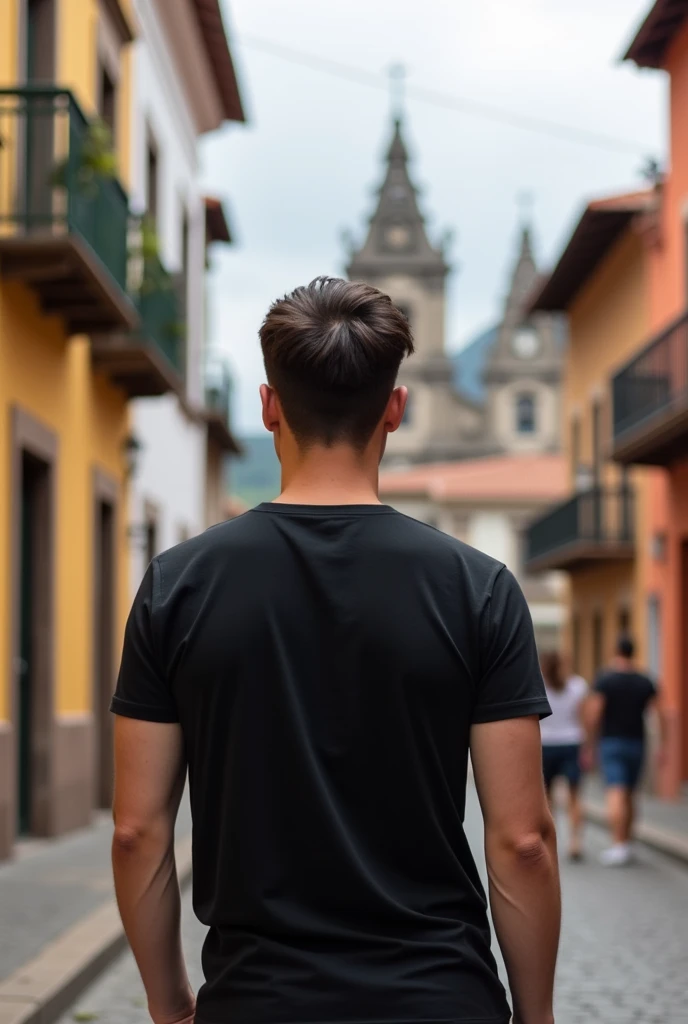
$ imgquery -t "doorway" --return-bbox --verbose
[93,473,118,808]
[14,432,54,837]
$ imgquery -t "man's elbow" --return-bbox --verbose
[112,818,171,859]
[511,830,553,867]
[489,818,556,869]
[112,822,149,858]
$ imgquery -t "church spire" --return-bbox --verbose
[503,209,537,319]
[346,113,448,280]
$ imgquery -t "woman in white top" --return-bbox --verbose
[540,651,589,861]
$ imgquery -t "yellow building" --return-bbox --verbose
[525,191,659,685]
[0,0,183,859]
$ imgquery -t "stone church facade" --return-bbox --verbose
[345,118,563,466]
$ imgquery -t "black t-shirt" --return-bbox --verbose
[113,503,550,1024]
[594,669,657,741]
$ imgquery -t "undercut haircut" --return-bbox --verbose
[259,277,414,449]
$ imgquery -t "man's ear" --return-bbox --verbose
[260,384,280,434]
[383,387,408,434]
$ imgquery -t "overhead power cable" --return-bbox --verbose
[240,33,654,156]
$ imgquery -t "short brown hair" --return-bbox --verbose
[259,277,414,449]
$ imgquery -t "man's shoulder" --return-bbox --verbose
[153,511,262,588]
[391,512,506,585]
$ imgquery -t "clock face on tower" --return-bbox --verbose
[512,327,540,360]
[385,225,411,250]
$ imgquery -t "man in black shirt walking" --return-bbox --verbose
[590,636,666,867]
[111,278,560,1024]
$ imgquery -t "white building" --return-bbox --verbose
[126,0,245,581]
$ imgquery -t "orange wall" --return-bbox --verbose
[641,19,688,792]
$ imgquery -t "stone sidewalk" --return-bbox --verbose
[0,796,192,1024]
[583,775,688,863]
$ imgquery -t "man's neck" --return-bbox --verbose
[275,443,382,506]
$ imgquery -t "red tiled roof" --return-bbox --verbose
[190,0,246,122]
[380,453,568,503]
[529,190,656,312]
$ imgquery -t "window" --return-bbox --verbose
[571,416,580,477]
[647,596,662,681]
[592,610,604,677]
[572,613,581,676]
[591,397,602,482]
[618,607,631,639]
[99,64,117,137]
[146,130,159,228]
[516,393,536,434]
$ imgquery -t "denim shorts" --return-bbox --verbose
[600,737,645,790]
[542,744,582,789]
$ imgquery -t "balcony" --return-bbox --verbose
[204,359,242,453]
[91,253,185,397]
[612,311,688,466]
[0,87,136,333]
[525,487,635,574]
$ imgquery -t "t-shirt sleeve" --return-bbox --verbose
[111,561,179,723]
[472,566,551,724]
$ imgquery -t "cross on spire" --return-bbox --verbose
[389,63,407,121]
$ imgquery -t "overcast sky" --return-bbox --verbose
[200,0,665,434]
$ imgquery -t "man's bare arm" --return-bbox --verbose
[471,716,560,1024]
[112,716,194,1024]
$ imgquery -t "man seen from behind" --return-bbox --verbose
[111,278,561,1024]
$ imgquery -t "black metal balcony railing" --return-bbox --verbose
[205,360,232,425]
[0,86,129,293]
[137,254,185,376]
[612,311,688,463]
[526,487,635,570]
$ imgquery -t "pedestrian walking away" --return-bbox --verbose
[588,635,667,867]
[110,277,561,1024]
[539,652,588,861]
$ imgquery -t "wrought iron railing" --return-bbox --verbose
[205,358,233,425]
[0,86,129,292]
[136,252,184,376]
[526,487,635,567]
[612,311,688,443]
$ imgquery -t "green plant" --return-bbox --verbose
[51,118,117,196]
[131,215,173,297]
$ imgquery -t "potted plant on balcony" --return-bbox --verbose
[50,118,117,197]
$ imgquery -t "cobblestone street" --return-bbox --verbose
[58,789,688,1024]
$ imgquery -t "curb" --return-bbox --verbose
[0,836,193,1024]
[584,800,688,865]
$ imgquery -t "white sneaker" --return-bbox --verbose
[599,844,632,867]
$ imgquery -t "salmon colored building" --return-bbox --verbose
[526,192,659,697]
[605,0,688,796]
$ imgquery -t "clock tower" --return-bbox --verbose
[345,118,483,464]
[482,225,563,454]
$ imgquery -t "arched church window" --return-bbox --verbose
[516,393,536,434]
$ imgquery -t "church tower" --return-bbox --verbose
[345,118,482,465]
[482,225,563,454]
